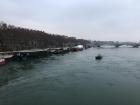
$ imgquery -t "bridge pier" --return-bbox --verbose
[97,45,101,47]
[115,45,120,48]
[133,45,139,48]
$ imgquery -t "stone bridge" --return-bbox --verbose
[92,41,140,48]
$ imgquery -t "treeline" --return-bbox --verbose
[0,22,91,51]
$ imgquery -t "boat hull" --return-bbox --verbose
[95,56,103,60]
[0,59,6,66]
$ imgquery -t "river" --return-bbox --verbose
[0,48,140,105]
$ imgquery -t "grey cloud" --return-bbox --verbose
[0,0,140,41]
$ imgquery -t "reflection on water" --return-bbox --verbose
[0,55,64,87]
[0,48,140,105]
[0,61,33,86]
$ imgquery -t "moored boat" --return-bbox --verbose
[0,58,6,65]
[3,55,14,61]
[0,54,14,65]
[71,45,84,51]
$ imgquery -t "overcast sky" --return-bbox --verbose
[0,0,140,41]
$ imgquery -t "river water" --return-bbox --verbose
[0,48,140,105]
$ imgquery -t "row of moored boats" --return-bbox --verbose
[0,45,88,66]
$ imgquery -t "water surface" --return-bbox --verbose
[0,48,140,105]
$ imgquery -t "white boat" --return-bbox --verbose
[72,45,84,51]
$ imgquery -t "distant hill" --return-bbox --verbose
[0,22,90,51]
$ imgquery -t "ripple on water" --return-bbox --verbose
[0,48,140,105]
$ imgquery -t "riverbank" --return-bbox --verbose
[0,46,91,65]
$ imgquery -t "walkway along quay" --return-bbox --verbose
[0,45,88,64]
